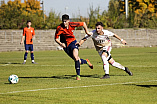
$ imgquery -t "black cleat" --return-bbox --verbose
[100,74,110,79]
[32,62,38,64]
[125,67,133,76]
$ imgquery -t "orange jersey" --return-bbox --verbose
[23,27,35,44]
[55,22,84,46]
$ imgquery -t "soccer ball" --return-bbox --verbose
[8,74,19,84]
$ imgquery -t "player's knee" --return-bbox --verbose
[109,58,115,65]
[73,57,79,61]
[102,53,108,58]
[31,51,34,53]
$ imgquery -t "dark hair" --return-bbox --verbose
[27,20,31,23]
[62,14,69,21]
[96,22,104,27]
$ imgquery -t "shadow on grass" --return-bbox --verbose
[4,83,11,84]
[0,62,21,64]
[18,74,127,80]
[110,75,127,76]
[136,85,157,88]
[124,84,157,88]
[19,74,101,79]
[146,52,157,53]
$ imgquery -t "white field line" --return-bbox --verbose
[0,64,157,67]
[0,80,157,95]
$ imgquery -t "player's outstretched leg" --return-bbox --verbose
[110,60,133,76]
[86,59,93,69]
[124,67,133,76]
[80,59,93,69]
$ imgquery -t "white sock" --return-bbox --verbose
[111,61,125,70]
[24,60,26,62]
[101,55,109,74]
[32,60,34,62]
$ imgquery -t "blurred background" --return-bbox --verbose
[0,0,156,52]
[0,0,156,29]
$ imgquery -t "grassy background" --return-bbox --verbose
[0,47,157,104]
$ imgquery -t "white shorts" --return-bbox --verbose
[98,46,112,60]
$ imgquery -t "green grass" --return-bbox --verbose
[0,47,157,104]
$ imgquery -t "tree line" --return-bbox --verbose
[0,0,156,29]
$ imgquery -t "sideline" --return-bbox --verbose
[0,80,157,94]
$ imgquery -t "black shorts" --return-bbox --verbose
[64,40,79,59]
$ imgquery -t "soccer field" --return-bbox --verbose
[0,47,157,104]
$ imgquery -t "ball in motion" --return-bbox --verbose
[8,75,19,84]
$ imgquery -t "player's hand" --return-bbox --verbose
[121,40,127,45]
[75,42,81,47]
[61,43,66,48]
[20,41,23,45]
[87,32,92,36]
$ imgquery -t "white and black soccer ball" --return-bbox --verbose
[8,74,19,84]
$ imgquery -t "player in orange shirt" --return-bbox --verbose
[55,14,93,80]
[20,20,37,64]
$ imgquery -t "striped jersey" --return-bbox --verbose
[55,22,84,47]
[86,30,114,51]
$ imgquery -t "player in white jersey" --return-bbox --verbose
[77,22,133,79]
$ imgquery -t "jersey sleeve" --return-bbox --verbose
[69,22,84,27]
[105,30,114,37]
[55,26,64,39]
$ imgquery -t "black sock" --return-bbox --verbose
[80,59,87,64]
[75,60,80,75]
[24,52,28,60]
[31,53,34,60]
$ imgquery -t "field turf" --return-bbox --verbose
[0,47,157,104]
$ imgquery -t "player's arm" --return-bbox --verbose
[32,28,35,40]
[20,28,25,44]
[113,34,127,45]
[82,22,91,35]
[20,36,25,44]
[77,22,93,46]
[55,38,66,48]
[54,28,66,48]
[76,34,92,46]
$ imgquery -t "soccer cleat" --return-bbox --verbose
[22,62,26,64]
[32,62,38,64]
[100,74,110,79]
[76,75,81,80]
[125,67,133,76]
[86,59,93,69]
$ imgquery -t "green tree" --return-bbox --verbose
[88,6,108,29]
[0,0,43,29]
[44,10,61,29]
[88,5,97,28]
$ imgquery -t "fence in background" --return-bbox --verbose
[0,29,157,52]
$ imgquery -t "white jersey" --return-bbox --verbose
[85,30,114,52]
